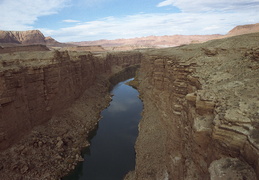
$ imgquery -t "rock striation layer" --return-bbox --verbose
[128,32,259,179]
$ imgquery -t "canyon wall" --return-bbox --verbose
[0,50,141,150]
[0,49,142,179]
[129,33,259,179]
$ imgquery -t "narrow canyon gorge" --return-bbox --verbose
[0,32,259,180]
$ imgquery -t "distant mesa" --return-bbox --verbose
[227,23,259,36]
[70,34,222,49]
[0,30,66,48]
[69,23,259,50]
[0,30,46,45]
[0,30,106,53]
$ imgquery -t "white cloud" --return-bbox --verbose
[157,0,175,7]
[157,0,259,12]
[81,0,112,6]
[0,0,69,30]
[41,11,259,42]
[63,19,81,23]
[108,101,128,112]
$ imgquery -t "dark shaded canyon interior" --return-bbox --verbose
[0,32,259,180]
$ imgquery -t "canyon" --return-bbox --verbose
[0,25,258,179]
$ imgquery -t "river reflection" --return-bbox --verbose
[63,78,143,180]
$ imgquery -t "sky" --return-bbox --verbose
[0,0,259,42]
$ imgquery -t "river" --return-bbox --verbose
[63,78,143,180]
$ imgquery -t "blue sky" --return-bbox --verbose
[1,0,259,42]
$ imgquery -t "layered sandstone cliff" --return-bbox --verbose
[128,32,259,179]
[0,50,141,179]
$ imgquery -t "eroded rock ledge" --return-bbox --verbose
[0,50,141,179]
[128,33,259,180]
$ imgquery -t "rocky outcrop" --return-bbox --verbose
[0,50,141,179]
[129,32,259,179]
